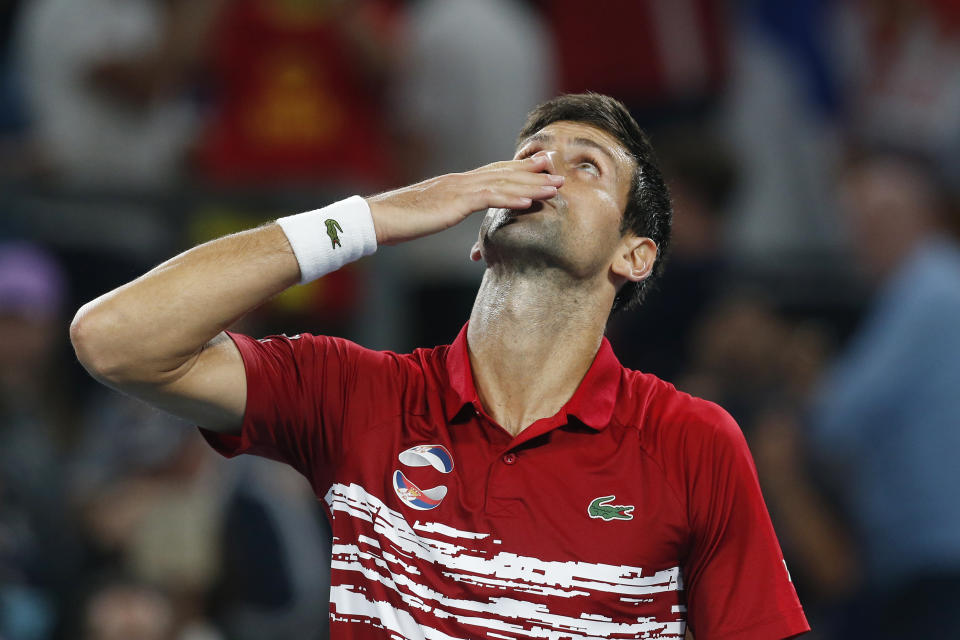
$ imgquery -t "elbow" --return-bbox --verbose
[70,301,132,383]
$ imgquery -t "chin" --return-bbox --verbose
[482,221,569,272]
[485,203,550,236]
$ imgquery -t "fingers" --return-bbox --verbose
[484,154,553,174]
[482,180,561,209]
[519,154,550,172]
[522,153,558,175]
[445,155,564,211]
[467,163,564,189]
[504,168,564,186]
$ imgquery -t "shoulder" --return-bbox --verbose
[618,369,739,433]
[887,239,960,311]
[230,331,434,384]
[616,368,747,467]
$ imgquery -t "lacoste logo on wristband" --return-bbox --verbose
[588,495,635,521]
[325,218,343,249]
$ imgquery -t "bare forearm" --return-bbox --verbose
[71,223,298,384]
[71,158,560,407]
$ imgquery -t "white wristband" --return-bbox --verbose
[276,195,378,284]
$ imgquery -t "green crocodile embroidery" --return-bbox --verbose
[325,218,343,249]
[588,495,634,521]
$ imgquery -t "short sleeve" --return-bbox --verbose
[682,408,810,640]
[199,331,402,493]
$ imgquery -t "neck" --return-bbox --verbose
[466,266,611,436]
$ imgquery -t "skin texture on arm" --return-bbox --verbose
[70,156,563,433]
[70,224,299,433]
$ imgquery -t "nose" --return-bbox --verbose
[531,150,558,174]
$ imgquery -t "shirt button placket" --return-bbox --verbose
[486,450,520,514]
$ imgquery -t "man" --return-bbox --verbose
[17,0,221,186]
[71,94,809,639]
[813,150,960,637]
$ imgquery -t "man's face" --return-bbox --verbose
[477,121,636,280]
[839,158,933,281]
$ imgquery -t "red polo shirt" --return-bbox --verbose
[202,326,809,640]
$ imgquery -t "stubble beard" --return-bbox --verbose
[478,196,573,275]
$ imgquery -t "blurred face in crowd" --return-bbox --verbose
[0,311,59,393]
[84,584,173,640]
[477,121,654,286]
[840,157,938,281]
[0,244,65,393]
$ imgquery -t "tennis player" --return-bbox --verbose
[72,93,809,639]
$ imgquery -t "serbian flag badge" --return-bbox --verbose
[393,470,448,510]
[397,444,454,473]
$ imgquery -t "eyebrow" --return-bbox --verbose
[519,132,620,175]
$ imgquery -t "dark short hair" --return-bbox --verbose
[517,92,672,312]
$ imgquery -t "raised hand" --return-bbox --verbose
[366,155,563,245]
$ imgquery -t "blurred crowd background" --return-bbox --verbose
[1,0,960,638]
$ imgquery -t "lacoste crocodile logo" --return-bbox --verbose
[325,218,343,249]
[588,495,634,521]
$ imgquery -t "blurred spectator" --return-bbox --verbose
[0,0,41,179]
[69,398,229,639]
[70,399,202,512]
[212,458,332,640]
[812,150,960,637]
[0,0,26,133]
[679,295,857,635]
[82,576,221,640]
[679,294,839,439]
[380,0,553,349]
[2,0,957,635]
[83,579,174,640]
[15,0,220,186]
[394,0,552,181]
[744,0,839,117]
[833,0,960,181]
[0,242,77,640]
[197,0,399,190]
[608,127,736,379]
[534,0,730,120]
[71,386,334,640]
[721,0,843,267]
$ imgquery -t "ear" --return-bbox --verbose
[469,241,483,262]
[611,235,657,283]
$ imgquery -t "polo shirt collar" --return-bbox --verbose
[442,323,621,431]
